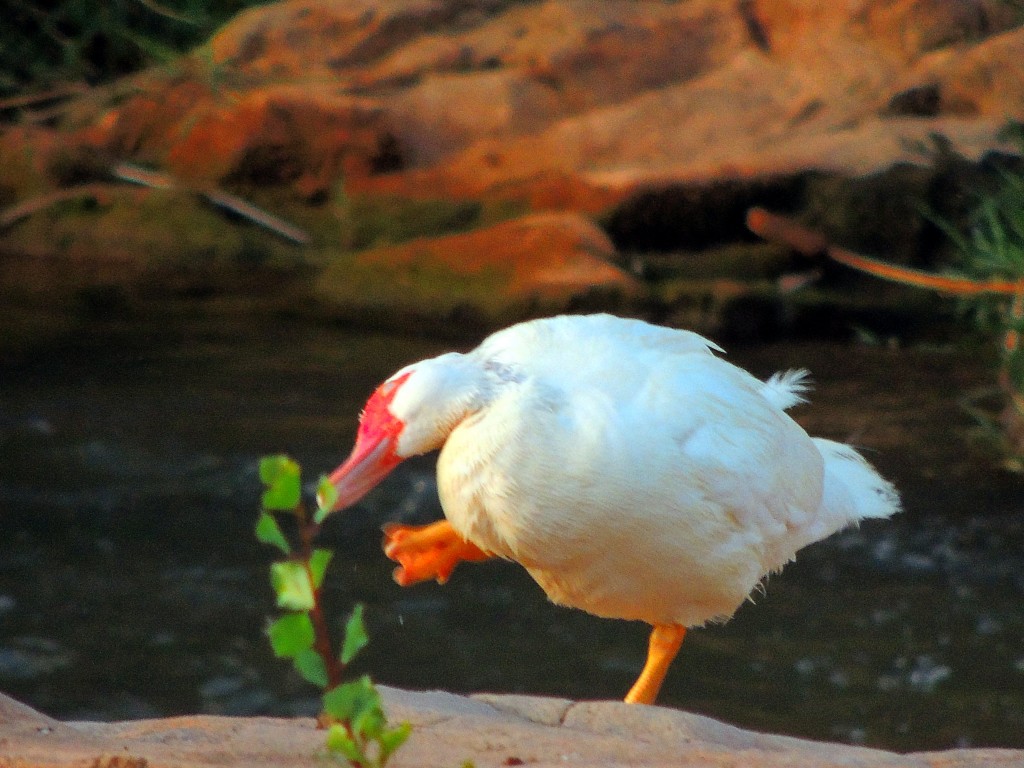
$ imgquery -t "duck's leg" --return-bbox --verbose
[382,520,491,586]
[624,624,687,704]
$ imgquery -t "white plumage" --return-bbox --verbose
[326,313,899,703]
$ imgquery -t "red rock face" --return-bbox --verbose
[66,0,1023,201]
[1,0,1022,345]
[313,212,640,326]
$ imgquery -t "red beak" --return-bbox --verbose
[323,432,401,512]
[323,371,411,513]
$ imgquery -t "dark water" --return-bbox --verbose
[1,318,1023,752]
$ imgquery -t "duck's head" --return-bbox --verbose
[321,352,485,512]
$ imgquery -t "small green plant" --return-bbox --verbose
[257,454,410,767]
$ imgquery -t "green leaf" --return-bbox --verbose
[353,704,386,741]
[325,724,364,763]
[377,722,412,763]
[293,647,330,688]
[322,675,380,724]
[340,604,369,665]
[270,561,315,611]
[259,455,302,511]
[314,475,338,524]
[255,511,291,554]
[309,548,333,590]
[260,454,296,485]
[267,612,314,658]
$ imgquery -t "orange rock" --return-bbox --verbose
[359,212,633,296]
[865,0,1021,59]
[162,86,388,193]
[898,26,1024,117]
[38,0,1022,208]
[314,213,641,324]
[4,0,1024,341]
[88,78,220,164]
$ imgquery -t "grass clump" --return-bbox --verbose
[928,138,1024,465]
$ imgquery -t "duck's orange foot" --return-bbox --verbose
[382,519,491,586]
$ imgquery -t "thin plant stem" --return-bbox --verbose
[295,505,345,691]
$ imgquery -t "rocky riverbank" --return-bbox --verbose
[2,688,1023,768]
[3,0,1023,356]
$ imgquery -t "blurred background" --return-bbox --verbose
[2,0,1024,752]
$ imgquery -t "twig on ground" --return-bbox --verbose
[746,206,1024,297]
[113,162,311,245]
[0,184,125,230]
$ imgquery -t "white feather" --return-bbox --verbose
[761,369,812,411]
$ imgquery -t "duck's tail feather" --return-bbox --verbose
[809,438,900,542]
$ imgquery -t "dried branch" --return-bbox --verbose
[132,0,201,25]
[0,83,90,113]
[2,163,311,246]
[112,162,311,245]
[0,184,123,230]
[746,206,1024,297]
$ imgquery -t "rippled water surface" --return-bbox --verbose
[1,318,1023,751]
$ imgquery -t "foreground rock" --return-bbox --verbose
[1,688,1022,768]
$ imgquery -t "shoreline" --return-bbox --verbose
[2,687,1022,768]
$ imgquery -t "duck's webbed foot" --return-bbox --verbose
[382,520,491,586]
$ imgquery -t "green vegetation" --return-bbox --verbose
[748,125,1024,466]
[258,455,410,767]
[1,0,270,98]
[340,193,484,252]
[928,136,1024,466]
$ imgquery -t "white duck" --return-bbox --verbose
[323,314,899,705]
